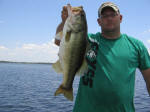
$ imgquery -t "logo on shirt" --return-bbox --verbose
[82,38,99,88]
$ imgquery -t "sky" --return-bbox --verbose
[0,0,150,62]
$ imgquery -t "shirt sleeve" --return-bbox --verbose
[87,33,93,43]
[138,42,150,70]
[87,33,98,44]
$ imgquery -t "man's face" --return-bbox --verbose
[97,7,122,32]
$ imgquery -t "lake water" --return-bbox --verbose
[0,63,149,112]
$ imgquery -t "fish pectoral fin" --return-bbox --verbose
[54,85,73,101]
[76,58,88,76]
[65,31,71,42]
[52,60,63,73]
[76,41,90,76]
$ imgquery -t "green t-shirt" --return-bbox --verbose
[73,32,150,112]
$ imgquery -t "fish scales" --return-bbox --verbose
[52,4,88,101]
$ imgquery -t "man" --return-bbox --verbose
[54,6,68,46]
[72,2,150,112]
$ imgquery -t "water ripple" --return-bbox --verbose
[0,63,149,112]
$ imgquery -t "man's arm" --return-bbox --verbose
[55,23,64,46]
[54,6,68,46]
[141,68,150,96]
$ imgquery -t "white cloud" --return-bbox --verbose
[0,46,8,50]
[0,40,59,63]
[148,40,150,43]
[0,40,149,62]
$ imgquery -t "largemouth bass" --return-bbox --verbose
[52,4,88,101]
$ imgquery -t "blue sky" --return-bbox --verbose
[0,0,150,62]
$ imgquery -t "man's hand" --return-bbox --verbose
[61,6,68,23]
[56,6,68,34]
[55,6,68,46]
[141,68,150,96]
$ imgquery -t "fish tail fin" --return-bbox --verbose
[52,60,63,73]
[54,85,73,101]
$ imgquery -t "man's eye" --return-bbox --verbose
[101,13,117,18]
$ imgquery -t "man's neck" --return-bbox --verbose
[101,31,121,39]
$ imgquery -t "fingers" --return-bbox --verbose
[61,5,68,22]
[63,6,67,11]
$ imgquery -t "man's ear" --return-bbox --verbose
[120,14,123,23]
[97,18,101,26]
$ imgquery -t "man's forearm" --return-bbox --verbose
[145,74,150,96]
[146,82,150,96]
[141,68,150,96]
[56,22,65,34]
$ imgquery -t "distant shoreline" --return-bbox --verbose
[0,61,53,64]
